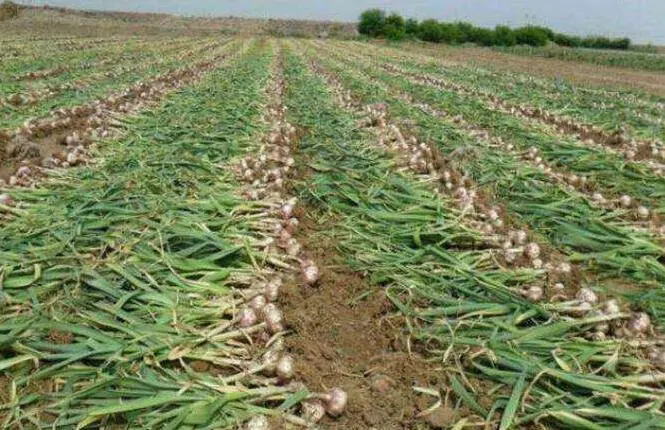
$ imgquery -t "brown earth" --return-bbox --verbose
[280,207,454,429]
[391,42,665,97]
[273,143,459,428]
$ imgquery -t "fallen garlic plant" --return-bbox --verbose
[331,40,665,171]
[228,46,346,427]
[300,48,665,367]
[373,65,665,238]
[378,62,665,175]
[0,38,345,429]
[0,41,244,194]
[313,41,665,299]
[0,38,215,109]
[275,43,665,428]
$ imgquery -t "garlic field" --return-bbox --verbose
[1,36,665,429]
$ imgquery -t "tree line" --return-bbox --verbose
[358,9,631,50]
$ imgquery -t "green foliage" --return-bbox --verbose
[553,32,582,47]
[405,18,419,36]
[494,25,517,46]
[514,26,549,47]
[581,36,631,50]
[384,13,406,40]
[469,26,496,46]
[358,8,386,37]
[418,19,444,43]
[357,8,631,50]
[454,22,475,44]
[529,25,555,40]
[440,22,464,43]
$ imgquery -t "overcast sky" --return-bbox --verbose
[20,0,665,44]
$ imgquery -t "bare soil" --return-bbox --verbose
[276,147,452,429]
[281,209,451,429]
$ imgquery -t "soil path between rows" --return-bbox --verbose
[277,158,454,429]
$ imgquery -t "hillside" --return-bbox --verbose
[0,3,358,38]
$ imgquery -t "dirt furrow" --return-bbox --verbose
[225,43,358,428]
[271,44,456,429]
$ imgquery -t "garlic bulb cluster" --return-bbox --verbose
[233,65,325,296]
[0,193,14,206]
[520,285,543,302]
[301,259,320,285]
[382,61,665,229]
[576,288,598,305]
[300,387,348,423]
[567,290,657,342]
[244,415,269,430]
[227,60,357,421]
[314,60,570,279]
[3,53,225,189]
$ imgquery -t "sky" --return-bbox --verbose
[19,0,665,44]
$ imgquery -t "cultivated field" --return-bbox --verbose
[1,30,665,430]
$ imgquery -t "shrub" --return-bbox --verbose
[579,36,631,50]
[357,8,630,51]
[553,33,582,47]
[514,26,549,46]
[610,38,631,50]
[494,25,516,46]
[529,25,555,41]
[405,18,419,37]
[470,27,496,46]
[418,19,444,43]
[358,9,386,37]
[454,22,475,44]
[437,22,462,44]
[384,13,406,40]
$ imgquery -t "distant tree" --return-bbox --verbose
[454,22,475,44]
[553,32,582,47]
[418,19,444,43]
[580,36,631,50]
[405,18,419,37]
[470,27,496,46]
[514,26,549,46]
[529,25,555,41]
[494,25,516,46]
[384,12,406,40]
[582,36,611,49]
[437,22,462,43]
[610,37,631,50]
[357,7,628,51]
[358,9,386,37]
